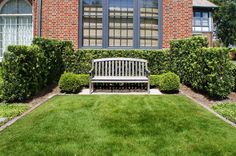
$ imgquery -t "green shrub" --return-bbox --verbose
[150,75,161,87]
[63,49,170,75]
[59,73,83,93]
[78,74,90,87]
[1,38,73,102]
[171,36,234,99]
[2,45,45,102]
[33,37,74,84]
[159,72,180,93]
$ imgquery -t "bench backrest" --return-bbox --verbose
[91,58,149,77]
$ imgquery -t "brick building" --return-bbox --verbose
[0,0,217,60]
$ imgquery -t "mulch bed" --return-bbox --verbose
[180,85,236,107]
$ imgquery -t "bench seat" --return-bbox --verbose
[92,76,148,83]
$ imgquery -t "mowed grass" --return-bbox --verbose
[0,95,236,155]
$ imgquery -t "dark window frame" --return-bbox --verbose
[79,0,163,49]
[193,10,211,32]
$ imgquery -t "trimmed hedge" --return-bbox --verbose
[33,37,74,83]
[2,45,45,102]
[2,38,73,102]
[171,36,234,99]
[59,73,89,93]
[150,75,161,88]
[63,49,170,75]
[159,72,180,93]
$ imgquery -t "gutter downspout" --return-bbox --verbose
[37,0,42,37]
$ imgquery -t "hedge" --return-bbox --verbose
[59,73,89,93]
[2,38,73,102]
[33,37,74,83]
[171,36,234,99]
[2,45,45,102]
[159,72,180,93]
[63,49,170,75]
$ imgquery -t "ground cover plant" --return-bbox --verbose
[0,104,28,126]
[212,103,236,123]
[1,95,236,155]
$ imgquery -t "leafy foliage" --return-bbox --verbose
[33,37,74,83]
[59,73,89,93]
[209,0,236,47]
[150,75,161,88]
[63,49,170,75]
[159,72,180,93]
[171,36,234,99]
[2,38,72,102]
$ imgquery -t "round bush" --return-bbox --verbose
[59,73,83,93]
[150,75,161,88]
[159,72,180,93]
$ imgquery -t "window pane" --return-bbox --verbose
[109,0,134,47]
[82,0,103,47]
[140,0,158,47]
[0,0,33,57]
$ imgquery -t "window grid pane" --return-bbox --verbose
[109,0,134,47]
[82,0,103,47]
[140,0,158,47]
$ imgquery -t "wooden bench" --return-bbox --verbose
[89,58,150,94]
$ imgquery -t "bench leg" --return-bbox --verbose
[89,82,92,94]
[147,82,150,94]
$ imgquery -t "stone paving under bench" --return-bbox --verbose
[79,89,162,95]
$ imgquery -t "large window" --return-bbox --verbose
[0,0,33,59]
[193,11,212,32]
[81,0,160,49]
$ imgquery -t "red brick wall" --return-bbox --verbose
[34,0,79,48]
[162,0,193,48]
[33,0,193,49]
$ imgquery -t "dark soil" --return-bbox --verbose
[180,85,236,107]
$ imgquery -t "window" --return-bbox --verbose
[140,0,158,47]
[109,0,133,47]
[82,0,103,47]
[81,0,160,49]
[0,0,33,59]
[193,11,211,32]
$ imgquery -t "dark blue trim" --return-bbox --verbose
[79,0,83,48]
[38,0,42,37]
[158,0,163,49]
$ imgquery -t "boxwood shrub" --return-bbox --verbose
[59,73,89,93]
[171,36,234,99]
[150,75,161,88]
[63,49,170,75]
[159,72,180,93]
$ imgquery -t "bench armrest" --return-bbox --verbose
[89,69,95,77]
[145,69,151,75]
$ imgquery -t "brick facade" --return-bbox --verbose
[34,0,79,47]
[33,0,193,49]
[162,0,193,48]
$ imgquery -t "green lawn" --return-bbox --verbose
[0,104,28,126]
[0,95,236,155]
[213,103,236,124]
